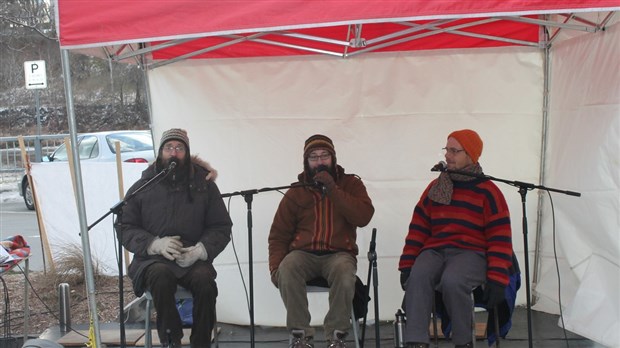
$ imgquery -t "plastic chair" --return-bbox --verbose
[144,286,218,348]
[306,277,361,348]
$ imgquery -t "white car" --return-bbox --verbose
[19,130,155,210]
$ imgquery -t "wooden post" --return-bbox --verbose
[64,137,77,199]
[17,136,55,273]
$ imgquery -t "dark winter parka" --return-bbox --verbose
[116,157,232,296]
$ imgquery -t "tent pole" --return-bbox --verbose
[532,25,552,306]
[140,46,155,133]
[60,48,104,348]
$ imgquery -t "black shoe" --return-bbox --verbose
[454,342,474,348]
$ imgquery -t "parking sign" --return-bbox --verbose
[24,60,47,89]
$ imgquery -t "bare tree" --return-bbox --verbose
[0,0,149,136]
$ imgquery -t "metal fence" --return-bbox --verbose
[0,135,68,173]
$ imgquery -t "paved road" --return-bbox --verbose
[0,200,45,271]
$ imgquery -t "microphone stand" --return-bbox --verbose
[441,167,580,348]
[220,182,315,348]
[87,165,175,348]
[361,228,379,348]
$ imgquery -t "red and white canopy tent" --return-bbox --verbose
[53,1,619,347]
[58,1,618,61]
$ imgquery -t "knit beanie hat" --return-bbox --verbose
[302,134,337,182]
[159,128,190,151]
[448,129,483,163]
[304,134,335,158]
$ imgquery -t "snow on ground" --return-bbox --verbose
[0,173,22,203]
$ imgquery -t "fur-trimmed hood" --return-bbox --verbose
[191,155,218,181]
[152,155,218,181]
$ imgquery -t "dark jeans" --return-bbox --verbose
[144,262,218,348]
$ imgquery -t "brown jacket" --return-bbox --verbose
[268,165,374,273]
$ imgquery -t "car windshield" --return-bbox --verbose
[49,135,93,161]
[105,132,153,153]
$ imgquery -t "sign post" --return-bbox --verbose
[24,60,47,162]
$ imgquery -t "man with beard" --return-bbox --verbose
[268,134,375,348]
[398,129,513,348]
[117,128,232,348]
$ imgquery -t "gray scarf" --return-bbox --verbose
[428,162,484,205]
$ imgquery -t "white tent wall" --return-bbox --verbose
[534,23,620,347]
[30,162,147,273]
[147,46,544,326]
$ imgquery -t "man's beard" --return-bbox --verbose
[312,164,335,178]
[312,164,331,176]
[159,157,187,181]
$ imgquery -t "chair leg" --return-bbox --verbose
[145,292,153,348]
[470,292,476,348]
[350,307,360,348]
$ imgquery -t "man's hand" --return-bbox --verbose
[270,269,278,288]
[313,171,336,191]
[147,236,182,261]
[483,282,506,308]
[400,269,410,291]
[176,242,208,268]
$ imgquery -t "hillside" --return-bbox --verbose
[0,103,150,137]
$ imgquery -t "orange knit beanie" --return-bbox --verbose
[448,129,483,163]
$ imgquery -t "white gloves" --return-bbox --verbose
[176,242,208,268]
[147,236,182,261]
[147,236,208,267]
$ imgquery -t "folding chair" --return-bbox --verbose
[144,286,218,348]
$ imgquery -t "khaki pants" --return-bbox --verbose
[276,250,357,339]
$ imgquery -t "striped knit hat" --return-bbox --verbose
[160,128,190,151]
[302,134,337,182]
[303,134,335,158]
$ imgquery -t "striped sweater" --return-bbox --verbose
[399,178,513,286]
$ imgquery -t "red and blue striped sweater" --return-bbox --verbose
[399,178,513,286]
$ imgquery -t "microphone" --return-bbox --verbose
[166,159,178,173]
[314,165,329,194]
[168,161,177,170]
[431,161,447,172]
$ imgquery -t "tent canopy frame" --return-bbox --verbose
[72,11,616,70]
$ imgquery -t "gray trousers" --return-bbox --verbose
[276,250,357,339]
[403,248,486,345]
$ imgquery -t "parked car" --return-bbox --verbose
[19,130,155,210]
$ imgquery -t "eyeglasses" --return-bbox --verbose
[163,145,186,153]
[442,147,465,155]
[308,154,331,162]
